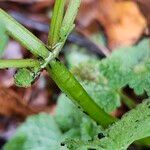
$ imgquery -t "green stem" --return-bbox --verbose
[47,60,117,127]
[0,8,116,127]
[48,0,66,46]
[0,59,40,69]
[59,0,81,42]
[118,90,136,109]
[0,9,49,59]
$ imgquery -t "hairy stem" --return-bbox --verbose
[0,59,40,69]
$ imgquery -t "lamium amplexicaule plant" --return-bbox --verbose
[0,0,150,150]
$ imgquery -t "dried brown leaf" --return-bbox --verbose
[0,86,39,119]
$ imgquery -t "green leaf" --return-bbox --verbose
[70,39,150,109]
[14,68,40,88]
[129,60,150,96]
[55,93,83,131]
[4,113,63,150]
[79,117,103,141]
[14,68,34,87]
[65,99,150,150]
[55,93,103,141]
[72,60,100,83]
[4,111,102,150]
[0,22,8,56]
[82,81,120,113]
[55,89,118,134]
[99,39,150,89]
[72,60,121,113]
[62,128,81,140]
[60,0,81,42]
[102,99,150,150]
[98,39,150,96]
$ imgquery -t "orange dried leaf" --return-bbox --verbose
[96,0,147,49]
[77,0,147,49]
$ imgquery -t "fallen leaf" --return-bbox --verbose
[96,0,147,49]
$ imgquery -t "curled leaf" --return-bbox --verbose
[14,68,37,88]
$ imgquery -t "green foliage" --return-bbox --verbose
[99,39,150,91]
[65,99,150,150]
[72,61,100,82]
[1,2,113,127]
[1,1,150,149]
[55,93,102,140]
[4,114,63,150]
[82,81,120,113]
[5,28,150,149]
[5,99,149,150]
[14,68,35,87]
[66,47,121,112]
[14,68,40,88]
[48,0,81,46]
[48,0,66,46]
[55,83,119,135]
[4,95,103,150]
[60,0,81,42]
[55,93,83,131]
[70,39,150,108]
[128,60,150,95]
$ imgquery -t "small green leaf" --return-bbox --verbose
[4,113,63,150]
[14,68,35,87]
